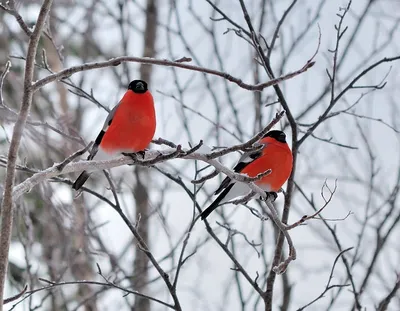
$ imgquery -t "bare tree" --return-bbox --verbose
[1,0,400,311]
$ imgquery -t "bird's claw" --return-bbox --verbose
[155,150,163,158]
[260,191,278,202]
[122,152,136,160]
[137,150,146,159]
[122,150,146,163]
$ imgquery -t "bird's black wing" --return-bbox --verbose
[72,103,119,190]
[214,144,266,195]
[87,103,119,160]
[201,183,234,220]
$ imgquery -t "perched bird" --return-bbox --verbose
[200,130,293,220]
[72,80,156,190]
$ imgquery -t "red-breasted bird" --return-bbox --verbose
[72,80,156,190]
[200,130,293,220]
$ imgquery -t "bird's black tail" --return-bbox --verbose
[72,171,90,190]
[200,184,233,220]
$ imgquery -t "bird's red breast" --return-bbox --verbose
[100,90,156,153]
[241,136,293,191]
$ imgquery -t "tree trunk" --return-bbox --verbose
[132,1,157,310]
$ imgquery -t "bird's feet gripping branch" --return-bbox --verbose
[260,191,278,202]
[122,150,147,162]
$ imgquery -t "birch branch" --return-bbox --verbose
[0,0,53,309]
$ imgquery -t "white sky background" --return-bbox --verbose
[3,0,400,310]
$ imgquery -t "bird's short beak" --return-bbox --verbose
[136,82,145,91]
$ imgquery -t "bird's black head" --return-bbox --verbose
[128,80,148,94]
[263,130,286,143]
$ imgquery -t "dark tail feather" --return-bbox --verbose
[72,171,90,190]
[201,184,233,220]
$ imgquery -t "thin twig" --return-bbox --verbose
[3,285,28,305]
[377,273,400,311]
[56,143,93,171]
[32,56,314,92]
[296,248,353,310]
[0,61,11,107]
[286,180,337,230]
[21,277,175,309]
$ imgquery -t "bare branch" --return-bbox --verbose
[296,248,353,311]
[3,284,28,305]
[32,56,314,93]
[0,1,32,36]
[286,180,337,230]
[0,1,53,308]
[18,277,175,309]
[0,61,11,107]
[377,274,400,311]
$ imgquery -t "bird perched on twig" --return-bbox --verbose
[72,80,156,190]
[200,130,293,220]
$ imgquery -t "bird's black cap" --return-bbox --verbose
[128,80,148,94]
[263,130,286,143]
